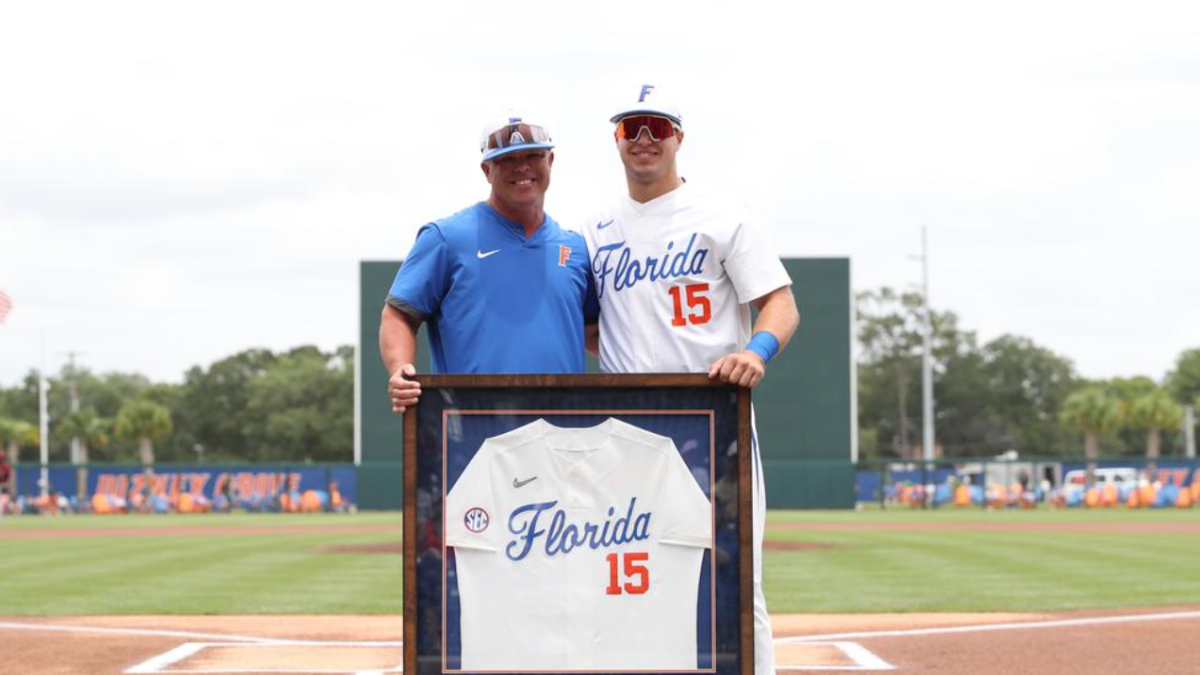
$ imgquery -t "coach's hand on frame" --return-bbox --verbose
[708,351,766,388]
[389,364,422,414]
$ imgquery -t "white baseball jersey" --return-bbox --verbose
[581,182,791,373]
[446,418,712,671]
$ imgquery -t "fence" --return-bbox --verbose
[1,462,358,515]
[856,457,1200,509]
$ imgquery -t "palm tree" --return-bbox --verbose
[0,418,39,495]
[114,401,173,470]
[60,409,111,499]
[1060,386,1121,485]
[1128,389,1183,475]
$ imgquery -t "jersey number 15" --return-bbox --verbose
[669,283,711,327]
[605,552,649,595]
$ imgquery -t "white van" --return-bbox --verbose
[1063,467,1138,489]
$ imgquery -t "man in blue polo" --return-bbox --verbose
[380,115,597,412]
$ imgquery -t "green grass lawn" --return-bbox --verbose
[763,508,1200,613]
[0,513,402,615]
[1,509,1197,616]
[769,507,1200,525]
[0,511,401,531]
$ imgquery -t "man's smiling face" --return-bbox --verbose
[483,149,553,212]
[615,117,683,186]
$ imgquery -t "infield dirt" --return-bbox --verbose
[4,608,1200,674]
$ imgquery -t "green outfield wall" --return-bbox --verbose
[756,259,855,508]
[357,258,854,509]
[357,261,427,510]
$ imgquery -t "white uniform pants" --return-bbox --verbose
[751,433,775,675]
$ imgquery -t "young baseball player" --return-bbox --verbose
[380,115,599,412]
[582,84,801,675]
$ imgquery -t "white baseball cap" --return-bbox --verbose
[479,115,555,162]
[609,84,682,126]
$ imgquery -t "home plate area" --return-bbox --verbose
[124,641,891,674]
[775,642,893,670]
[126,642,404,674]
[14,609,1199,674]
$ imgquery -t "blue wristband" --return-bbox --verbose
[745,331,780,364]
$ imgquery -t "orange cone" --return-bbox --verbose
[1177,489,1193,509]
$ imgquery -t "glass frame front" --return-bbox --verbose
[403,374,753,675]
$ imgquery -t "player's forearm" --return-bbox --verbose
[752,285,800,352]
[379,305,421,375]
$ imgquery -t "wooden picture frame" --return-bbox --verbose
[403,374,752,675]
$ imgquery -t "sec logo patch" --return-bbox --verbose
[464,507,490,533]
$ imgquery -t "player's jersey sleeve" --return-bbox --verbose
[386,224,451,320]
[720,206,792,305]
[656,440,713,549]
[446,442,500,552]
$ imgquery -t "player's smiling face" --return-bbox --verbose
[616,123,683,186]
[483,150,553,212]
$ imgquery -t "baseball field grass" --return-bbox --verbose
[764,508,1200,614]
[0,513,402,615]
[1,508,1197,616]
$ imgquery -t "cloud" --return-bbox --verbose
[1,0,1199,386]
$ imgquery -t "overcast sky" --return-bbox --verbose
[1,0,1197,387]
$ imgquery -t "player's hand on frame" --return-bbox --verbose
[389,363,421,414]
[708,350,766,388]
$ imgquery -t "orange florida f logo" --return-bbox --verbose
[559,246,571,267]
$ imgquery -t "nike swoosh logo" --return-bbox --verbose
[597,220,614,230]
[477,249,501,259]
[513,476,537,489]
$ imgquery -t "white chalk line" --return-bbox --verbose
[126,643,207,673]
[777,609,1200,643]
[124,642,403,674]
[776,641,895,671]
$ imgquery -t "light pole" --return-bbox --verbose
[59,351,85,465]
[1185,405,1196,459]
[38,334,50,498]
[911,226,935,463]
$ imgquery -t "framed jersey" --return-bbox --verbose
[403,374,752,675]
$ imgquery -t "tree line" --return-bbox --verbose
[0,345,352,466]
[857,287,1200,460]
[3,292,1198,466]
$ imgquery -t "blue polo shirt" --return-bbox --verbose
[387,202,599,374]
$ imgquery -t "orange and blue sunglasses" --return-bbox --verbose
[615,115,680,142]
